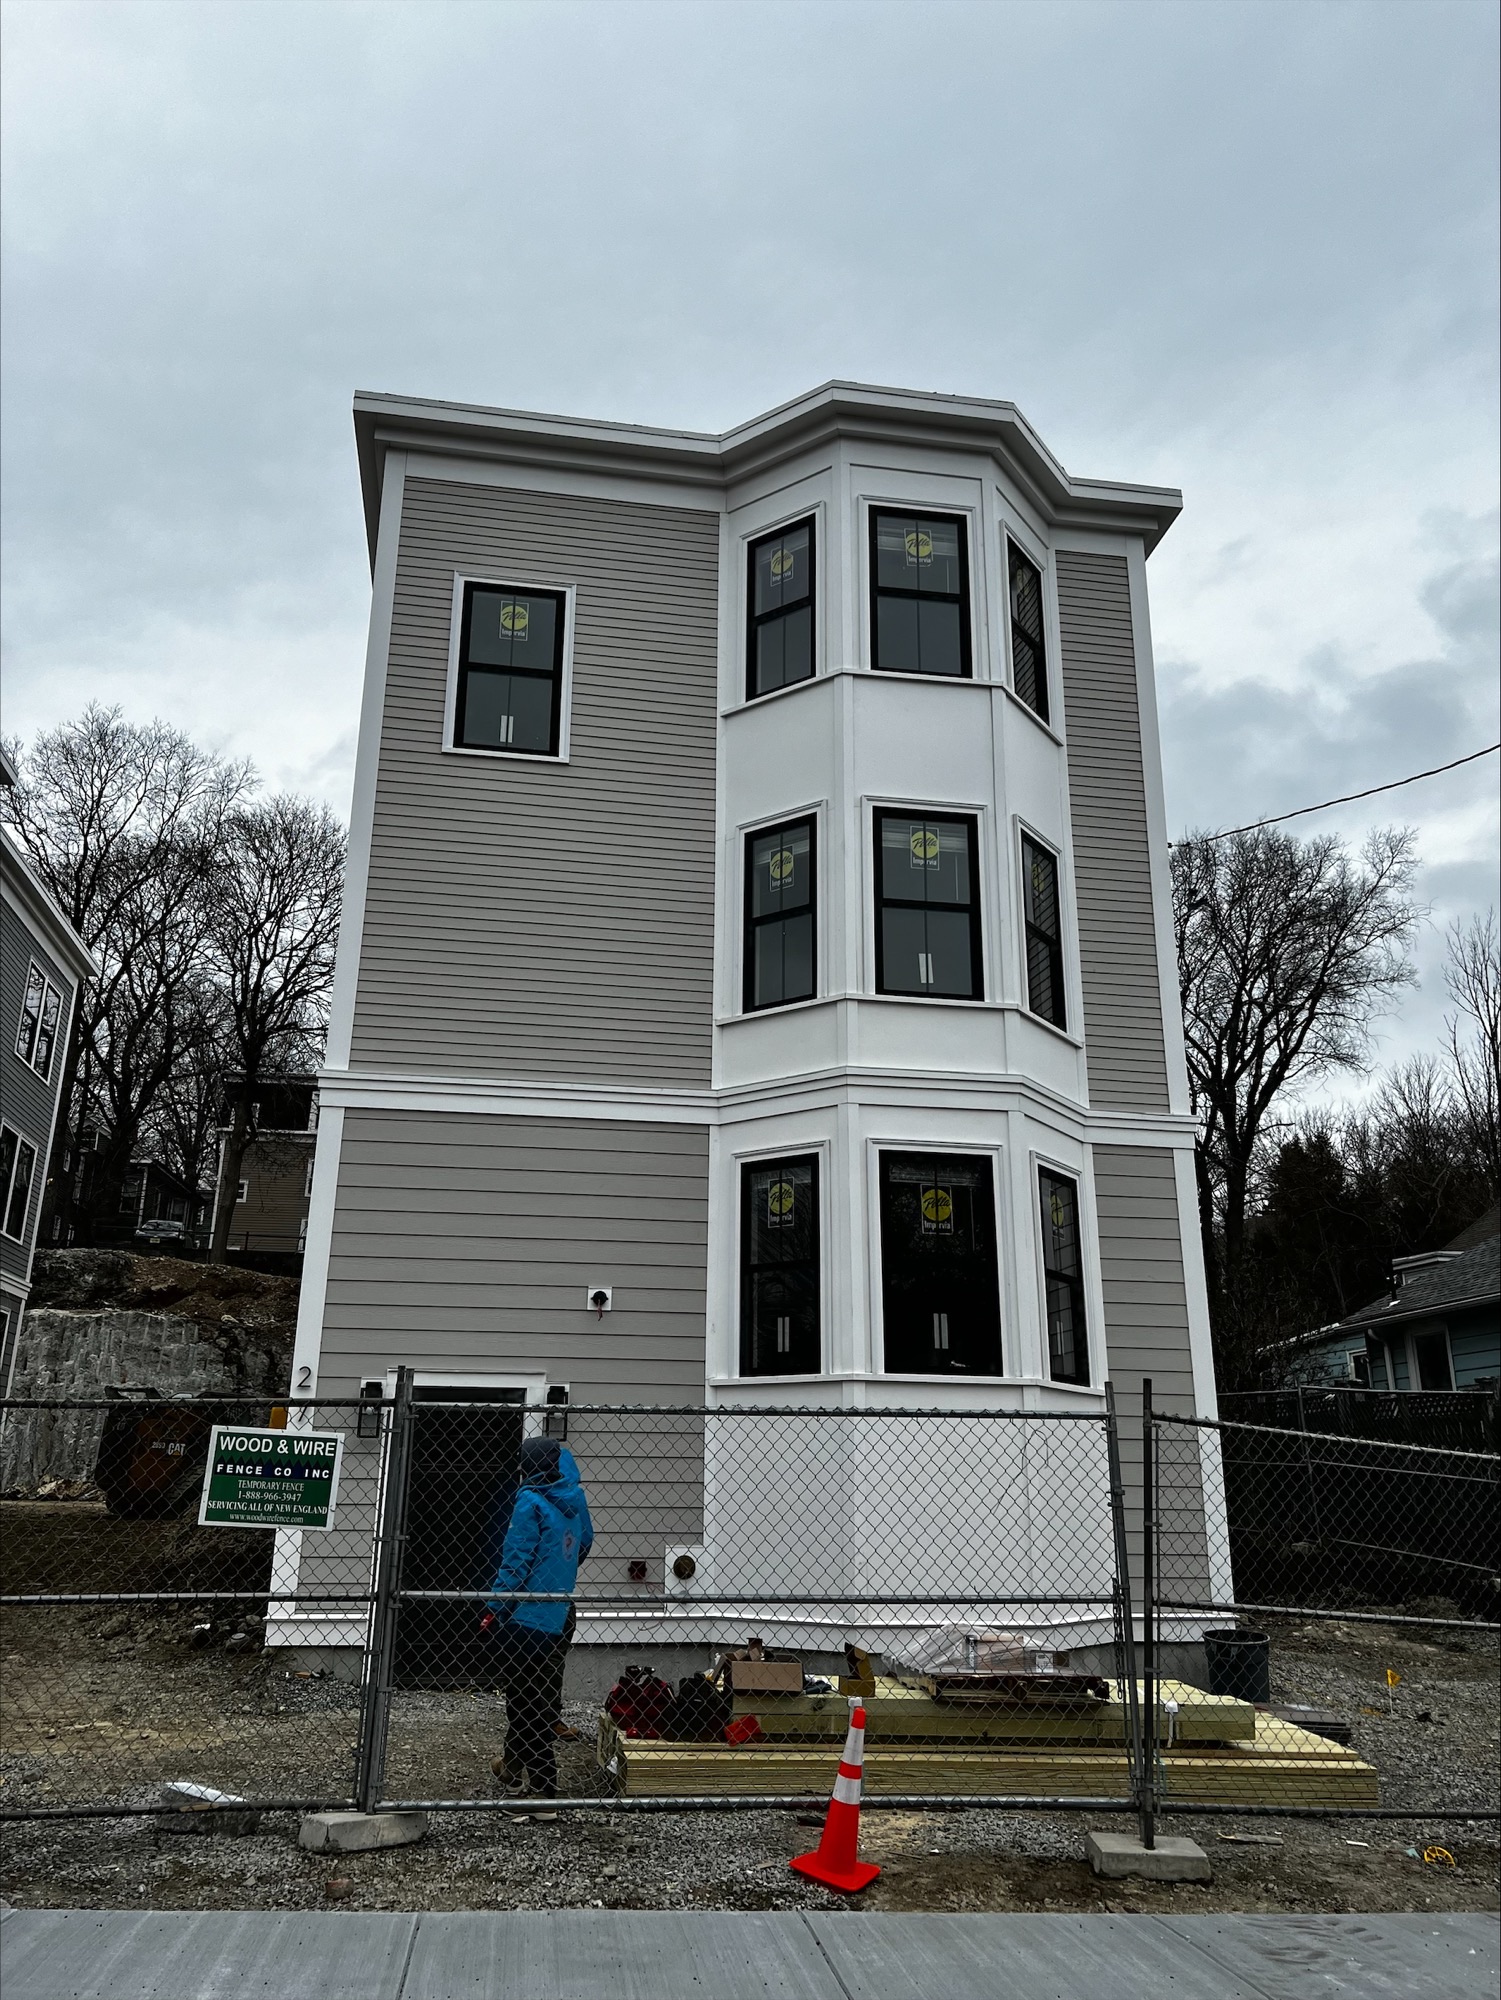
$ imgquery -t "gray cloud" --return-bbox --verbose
[2,0,1496,1082]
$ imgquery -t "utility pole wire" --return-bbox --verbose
[1176,744,1500,846]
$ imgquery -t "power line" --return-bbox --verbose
[1181,743,1501,845]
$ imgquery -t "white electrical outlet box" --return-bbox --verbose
[586,1285,613,1314]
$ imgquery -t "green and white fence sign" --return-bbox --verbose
[198,1424,345,1530]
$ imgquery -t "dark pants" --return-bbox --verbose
[494,1624,567,1795]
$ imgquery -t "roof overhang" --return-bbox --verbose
[352,379,1183,573]
[0,827,99,984]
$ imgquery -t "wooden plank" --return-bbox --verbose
[731,1677,1254,1745]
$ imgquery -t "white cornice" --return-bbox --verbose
[0,829,98,983]
[352,380,1182,572]
[317,1064,1197,1149]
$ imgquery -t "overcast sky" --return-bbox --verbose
[3,0,1497,1095]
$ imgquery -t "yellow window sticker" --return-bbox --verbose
[769,848,796,886]
[920,1185,953,1232]
[904,529,934,566]
[770,546,797,582]
[767,1180,796,1224]
[500,601,530,641]
[910,827,941,869]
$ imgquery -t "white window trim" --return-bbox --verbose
[865,1137,1009,1382]
[726,1136,833,1384]
[862,793,996,1004]
[857,492,988,684]
[736,800,826,1020]
[0,1123,38,1244]
[441,570,578,765]
[15,959,63,1081]
[736,500,827,708]
[1012,816,1082,1042]
[1029,1148,1103,1393]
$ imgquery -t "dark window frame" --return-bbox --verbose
[738,1152,822,1378]
[743,815,818,1014]
[868,507,973,678]
[0,1124,38,1244]
[746,517,817,701]
[1005,537,1050,724]
[452,577,568,760]
[15,959,63,1083]
[1020,832,1067,1030]
[873,809,984,1000]
[1038,1166,1090,1387]
[876,1148,1004,1378]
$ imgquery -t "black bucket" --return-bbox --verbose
[1203,1627,1271,1704]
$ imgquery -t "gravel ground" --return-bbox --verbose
[3,1578,1496,1916]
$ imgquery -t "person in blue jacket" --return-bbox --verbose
[485,1438,593,1804]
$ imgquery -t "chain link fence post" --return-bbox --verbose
[354,1366,413,1814]
[1103,1380,1145,1828]
[1139,1376,1156,1851]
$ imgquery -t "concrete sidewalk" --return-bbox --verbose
[1,1907,1495,1999]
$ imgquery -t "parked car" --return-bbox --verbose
[135,1217,188,1247]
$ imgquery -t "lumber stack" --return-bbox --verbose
[597,1678,1378,1808]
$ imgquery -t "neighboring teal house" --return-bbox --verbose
[1293,1208,1500,1393]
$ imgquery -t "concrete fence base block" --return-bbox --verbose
[298,1811,428,1855]
[1085,1830,1211,1882]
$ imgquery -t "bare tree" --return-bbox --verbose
[1444,909,1500,1196]
[204,796,344,1263]
[1172,825,1421,1308]
[1,707,252,1239]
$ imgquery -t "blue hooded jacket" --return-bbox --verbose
[488,1441,593,1636]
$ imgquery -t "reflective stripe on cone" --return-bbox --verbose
[789,1702,881,1894]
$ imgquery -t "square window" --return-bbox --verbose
[744,817,816,1011]
[739,1156,820,1375]
[1007,540,1049,723]
[454,582,566,757]
[869,510,971,677]
[1020,836,1066,1029]
[1039,1169,1088,1385]
[747,520,815,699]
[878,1152,1002,1375]
[874,812,983,999]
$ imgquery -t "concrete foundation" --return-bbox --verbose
[1085,1831,1211,1882]
[298,1811,427,1855]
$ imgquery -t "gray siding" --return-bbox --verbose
[320,1109,709,1398]
[1056,551,1170,1112]
[1093,1143,1208,1596]
[350,478,721,1085]
[0,898,74,1289]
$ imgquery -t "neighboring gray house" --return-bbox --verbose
[1292,1208,1500,1394]
[0,747,97,1393]
[281,382,1221,1659]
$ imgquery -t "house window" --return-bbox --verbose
[0,1126,38,1243]
[454,580,566,757]
[1006,541,1049,723]
[875,811,982,999]
[1020,836,1066,1028]
[740,1156,820,1376]
[878,1153,1002,1376]
[1347,1349,1372,1386]
[1411,1328,1454,1391]
[1365,1334,1393,1390]
[15,961,64,1083]
[747,519,815,699]
[869,509,970,678]
[235,1180,248,1204]
[744,818,816,1011]
[1039,1169,1089,1385]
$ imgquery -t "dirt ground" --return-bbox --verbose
[2,1508,1496,1916]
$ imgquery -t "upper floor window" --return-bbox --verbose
[740,1155,820,1376]
[454,581,566,757]
[0,1125,38,1243]
[1039,1168,1088,1385]
[1006,541,1049,723]
[870,509,971,678]
[744,817,816,1012]
[15,962,64,1084]
[747,520,815,699]
[875,811,983,1000]
[1020,836,1065,1029]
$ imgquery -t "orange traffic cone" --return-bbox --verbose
[790,1701,880,1892]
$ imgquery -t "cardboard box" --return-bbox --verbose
[729,1658,803,1694]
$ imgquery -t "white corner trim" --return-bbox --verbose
[325,450,407,1071]
[287,1103,346,1399]
[1172,1143,1219,1423]
[1126,539,1192,1118]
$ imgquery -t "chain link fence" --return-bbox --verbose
[3,1378,1496,1839]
